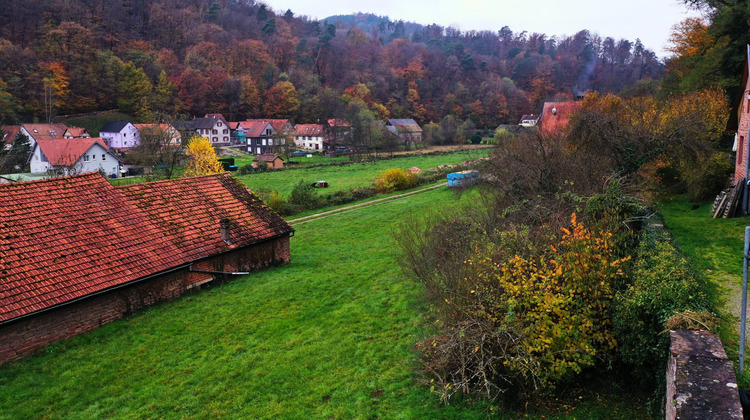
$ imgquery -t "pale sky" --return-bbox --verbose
[262,0,701,58]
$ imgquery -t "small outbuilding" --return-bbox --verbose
[253,153,284,169]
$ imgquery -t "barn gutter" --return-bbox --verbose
[188,267,250,275]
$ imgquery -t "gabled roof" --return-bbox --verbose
[0,173,181,323]
[386,119,423,134]
[539,101,582,135]
[133,123,175,133]
[193,116,226,130]
[0,172,293,323]
[22,124,69,141]
[2,125,21,146]
[35,138,113,166]
[119,174,292,261]
[99,121,131,134]
[242,121,274,137]
[245,119,290,133]
[64,127,90,138]
[294,124,325,136]
[228,122,240,130]
[253,154,283,163]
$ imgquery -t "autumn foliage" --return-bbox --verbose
[184,135,223,177]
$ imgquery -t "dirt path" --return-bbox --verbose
[287,182,447,225]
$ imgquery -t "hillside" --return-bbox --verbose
[0,1,662,128]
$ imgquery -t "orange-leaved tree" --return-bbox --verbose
[184,135,223,177]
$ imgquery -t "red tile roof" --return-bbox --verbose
[119,174,292,261]
[294,124,324,136]
[64,127,90,138]
[35,138,111,166]
[0,173,180,323]
[0,173,293,323]
[22,123,69,142]
[2,125,21,146]
[241,121,273,137]
[539,101,581,135]
[252,154,283,163]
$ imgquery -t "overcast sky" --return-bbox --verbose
[262,0,701,58]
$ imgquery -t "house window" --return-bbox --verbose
[102,154,106,161]
[124,133,127,137]
[212,137,218,142]
[92,154,96,160]
[50,130,56,136]
[266,129,272,135]
[83,155,89,161]
[212,129,218,134]
[223,129,228,134]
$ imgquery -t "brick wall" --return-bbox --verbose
[0,235,290,364]
[736,83,750,185]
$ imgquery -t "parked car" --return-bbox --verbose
[291,150,306,157]
[334,145,347,152]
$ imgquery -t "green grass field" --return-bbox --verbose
[0,186,648,419]
[238,149,488,196]
[57,112,133,137]
[658,196,750,383]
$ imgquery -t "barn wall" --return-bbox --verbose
[0,235,290,364]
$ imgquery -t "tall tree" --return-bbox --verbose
[184,135,222,177]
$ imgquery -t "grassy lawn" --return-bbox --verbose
[57,112,133,136]
[658,196,750,382]
[0,186,647,419]
[238,149,488,196]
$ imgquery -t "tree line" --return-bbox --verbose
[0,0,662,128]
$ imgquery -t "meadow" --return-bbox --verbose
[0,186,647,418]
[238,149,488,195]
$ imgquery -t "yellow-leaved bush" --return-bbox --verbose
[184,135,223,177]
[440,213,629,396]
[494,213,628,384]
[373,168,417,193]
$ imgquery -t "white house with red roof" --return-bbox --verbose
[294,124,325,150]
[28,137,122,176]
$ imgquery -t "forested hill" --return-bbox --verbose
[0,1,662,126]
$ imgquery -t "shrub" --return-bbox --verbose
[402,211,628,402]
[682,151,733,201]
[374,168,418,193]
[288,179,321,211]
[611,220,714,385]
[255,189,291,215]
[237,164,254,175]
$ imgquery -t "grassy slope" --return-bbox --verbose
[238,149,488,195]
[57,113,133,137]
[658,196,749,382]
[0,186,648,419]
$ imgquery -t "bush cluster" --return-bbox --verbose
[611,220,714,384]
[374,168,418,193]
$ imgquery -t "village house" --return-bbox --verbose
[28,137,122,177]
[243,120,277,154]
[293,124,325,150]
[253,153,284,169]
[19,123,69,149]
[386,119,423,146]
[0,172,294,363]
[538,101,582,136]
[133,123,182,148]
[99,121,140,150]
[196,114,231,146]
[63,127,91,138]
[324,119,352,150]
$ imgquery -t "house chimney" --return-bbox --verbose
[220,219,231,245]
